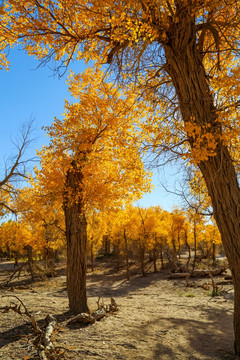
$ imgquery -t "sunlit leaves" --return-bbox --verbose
[1,0,240,165]
[36,67,152,213]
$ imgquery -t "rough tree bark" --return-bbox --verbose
[163,7,240,354]
[63,161,89,314]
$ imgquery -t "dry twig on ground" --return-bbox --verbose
[0,295,58,359]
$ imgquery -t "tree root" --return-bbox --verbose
[68,297,118,325]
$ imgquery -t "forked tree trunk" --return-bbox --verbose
[163,9,240,354]
[63,162,89,315]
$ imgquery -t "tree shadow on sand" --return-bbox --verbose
[137,306,236,360]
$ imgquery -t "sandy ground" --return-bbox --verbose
[0,259,237,360]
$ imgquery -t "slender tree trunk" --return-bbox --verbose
[90,243,94,272]
[184,229,191,267]
[212,242,216,262]
[116,244,120,271]
[153,245,157,272]
[159,243,164,270]
[206,245,211,262]
[192,219,197,270]
[148,250,153,262]
[103,235,111,255]
[54,250,58,262]
[163,11,240,354]
[6,245,10,260]
[26,245,34,280]
[44,224,55,273]
[63,162,89,314]
[139,241,145,276]
[123,228,130,280]
[43,247,48,269]
[177,233,181,259]
[172,237,177,260]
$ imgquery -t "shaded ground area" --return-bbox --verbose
[0,258,237,359]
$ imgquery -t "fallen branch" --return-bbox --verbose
[68,297,118,325]
[42,314,57,350]
[67,312,95,325]
[1,295,57,359]
[1,295,41,336]
[1,263,26,287]
[1,261,48,288]
[191,268,226,277]
[224,275,232,280]
[168,272,191,279]
[216,280,233,285]
[168,267,226,279]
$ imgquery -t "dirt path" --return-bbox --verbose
[0,261,237,360]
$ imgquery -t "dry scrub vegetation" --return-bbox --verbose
[0,257,237,360]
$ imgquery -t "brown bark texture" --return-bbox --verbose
[63,162,89,314]
[162,8,240,354]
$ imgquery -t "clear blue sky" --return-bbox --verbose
[0,48,182,211]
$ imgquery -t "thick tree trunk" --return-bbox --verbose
[63,162,89,315]
[199,151,240,355]
[163,10,240,354]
